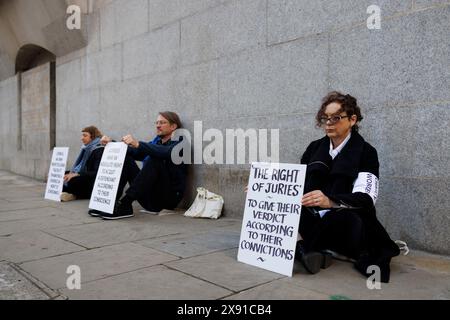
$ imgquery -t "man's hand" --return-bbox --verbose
[302,190,335,208]
[100,135,112,145]
[64,172,79,183]
[122,134,139,148]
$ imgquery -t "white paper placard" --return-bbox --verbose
[88,142,128,214]
[44,147,69,202]
[238,162,306,277]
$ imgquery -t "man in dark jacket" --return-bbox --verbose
[89,111,187,220]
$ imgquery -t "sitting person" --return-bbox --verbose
[61,126,104,201]
[89,111,187,220]
[296,91,400,283]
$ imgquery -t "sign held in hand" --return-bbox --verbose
[238,162,306,277]
[89,142,128,214]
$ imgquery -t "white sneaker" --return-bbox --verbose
[395,240,409,255]
[61,192,76,202]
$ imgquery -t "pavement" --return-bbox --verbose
[0,170,449,300]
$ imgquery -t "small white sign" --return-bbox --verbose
[238,162,306,277]
[89,142,128,214]
[45,147,69,202]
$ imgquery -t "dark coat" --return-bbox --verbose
[127,137,187,196]
[299,131,399,282]
[64,146,104,199]
[78,146,104,179]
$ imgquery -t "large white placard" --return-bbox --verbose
[89,142,128,214]
[44,147,69,202]
[238,162,307,277]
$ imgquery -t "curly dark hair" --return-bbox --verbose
[315,91,363,132]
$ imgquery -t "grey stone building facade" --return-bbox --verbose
[0,0,449,254]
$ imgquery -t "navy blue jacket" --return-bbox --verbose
[127,137,187,195]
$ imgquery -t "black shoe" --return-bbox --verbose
[354,252,392,283]
[320,251,333,269]
[101,200,134,220]
[88,209,103,217]
[295,241,333,274]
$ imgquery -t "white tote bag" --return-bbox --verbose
[184,187,224,219]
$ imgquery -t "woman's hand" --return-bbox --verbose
[302,190,335,208]
[64,172,79,182]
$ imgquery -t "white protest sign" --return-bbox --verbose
[238,162,306,277]
[45,147,69,202]
[89,142,128,214]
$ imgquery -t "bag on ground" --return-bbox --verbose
[184,187,224,219]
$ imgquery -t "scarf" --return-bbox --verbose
[71,137,102,173]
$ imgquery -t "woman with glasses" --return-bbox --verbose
[295,91,400,283]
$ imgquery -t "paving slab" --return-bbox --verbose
[2,184,43,190]
[137,229,241,258]
[166,249,284,292]
[394,250,450,275]
[0,206,69,222]
[0,230,85,263]
[20,242,179,290]
[46,202,107,225]
[0,181,43,188]
[0,215,85,236]
[285,258,450,300]
[144,214,240,229]
[0,186,44,193]
[0,175,42,187]
[45,219,184,249]
[0,200,52,213]
[2,196,47,203]
[48,199,91,213]
[45,215,239,249]
[225,279,329,300]
[57,212,106,225]
[60,265,232,300]
[49,200,163,224]
[0,262,50,300]
[0,187,46,200]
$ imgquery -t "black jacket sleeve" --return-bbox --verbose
[126,145,147,161]
[327,144,380,211]
[79,148,104,179]
[132,140,178,160]
[300,141,317,165]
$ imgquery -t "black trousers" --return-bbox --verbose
[117,155,182,212]
[63,175,95,199]
[300,208,367,260]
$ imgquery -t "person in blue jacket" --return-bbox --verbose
[90,111,187,220]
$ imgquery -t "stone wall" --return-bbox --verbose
[0,0,449,254]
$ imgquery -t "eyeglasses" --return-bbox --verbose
[318,115,350,125]
[155,121,169,125]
